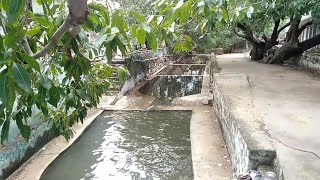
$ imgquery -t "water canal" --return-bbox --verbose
[41,111,193,180]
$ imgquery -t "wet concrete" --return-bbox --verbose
[216,53,320,179]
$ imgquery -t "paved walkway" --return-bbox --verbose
[217,53,320,179]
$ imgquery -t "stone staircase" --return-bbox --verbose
[107,58,126,95]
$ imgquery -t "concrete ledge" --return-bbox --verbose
[191,106,231,180]
[212,72,276,175]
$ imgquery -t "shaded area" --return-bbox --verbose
[41,111,193,180]
[158,65,206,75]
[140,76,203,105]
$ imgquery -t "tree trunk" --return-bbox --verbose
[268,17,319,64]
[250,42,266,60]
[269,18,301,64]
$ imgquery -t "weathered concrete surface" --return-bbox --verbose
[212,72,276,176]
[191,106,231,180]
[216,53,320,179]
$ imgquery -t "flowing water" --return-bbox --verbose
[41,111,193,180]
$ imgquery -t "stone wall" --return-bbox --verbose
[120,48,171,95]
[296,48,320,74]
[0,107,51,179]
[211,72,276,177]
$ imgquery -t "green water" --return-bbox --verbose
[41,111,193,180]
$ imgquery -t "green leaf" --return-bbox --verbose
[141,22,151,33]
[131,24,137,37]
[222,8,229,21]
[40,73,51,90]
[157,16,164,25]
[146,32,157,50]
[131,11,146,22]
[94,34,108,48]
[137,28,146,44]
[31,16,54,29]
[20,53,40,72]
[111,27,120,34]
[115,37,127,56]
[1,119,10,144]
[117,34,128,45]
[12,63,32,93]
[71,38,80,55]
[5,28,27,48]
[0,73,9,108]
[88,14,99,25]
[105,43,113,63]
[2,0,9,13]
[8,0,26,25]
[55,10,65,26]
[16,113,31,141]
[27,27,41,37]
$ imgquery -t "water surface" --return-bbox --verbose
[41,111,193,180]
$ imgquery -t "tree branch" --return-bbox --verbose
[21,36,33,56]
[298,20,313,35]
[277,21,290,35]
[232,28,247,39]
[300,33,320,52]
[32,18,72,59]
[271,19,280,39]
[21,0,89,59]
[236,22,257,43]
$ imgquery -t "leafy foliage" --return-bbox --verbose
[0,0,132,143]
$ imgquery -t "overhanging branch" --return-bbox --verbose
[300,33,320,51]
[21,0,89,59]
[32,18,71,59]
[232,28,247,39]
[271,19,280,39]
[21,36,33,56]
[298,20,313,35]
[277,21,290,34]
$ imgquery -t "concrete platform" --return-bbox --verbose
[191,106,231,180]
[216,53,320,179]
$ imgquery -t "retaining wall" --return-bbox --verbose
[0,107,51,179]
[211,72,276,177]
[120,48,171,95]
[297,49,320,73]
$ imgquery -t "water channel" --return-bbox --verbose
[41,111,193,180]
